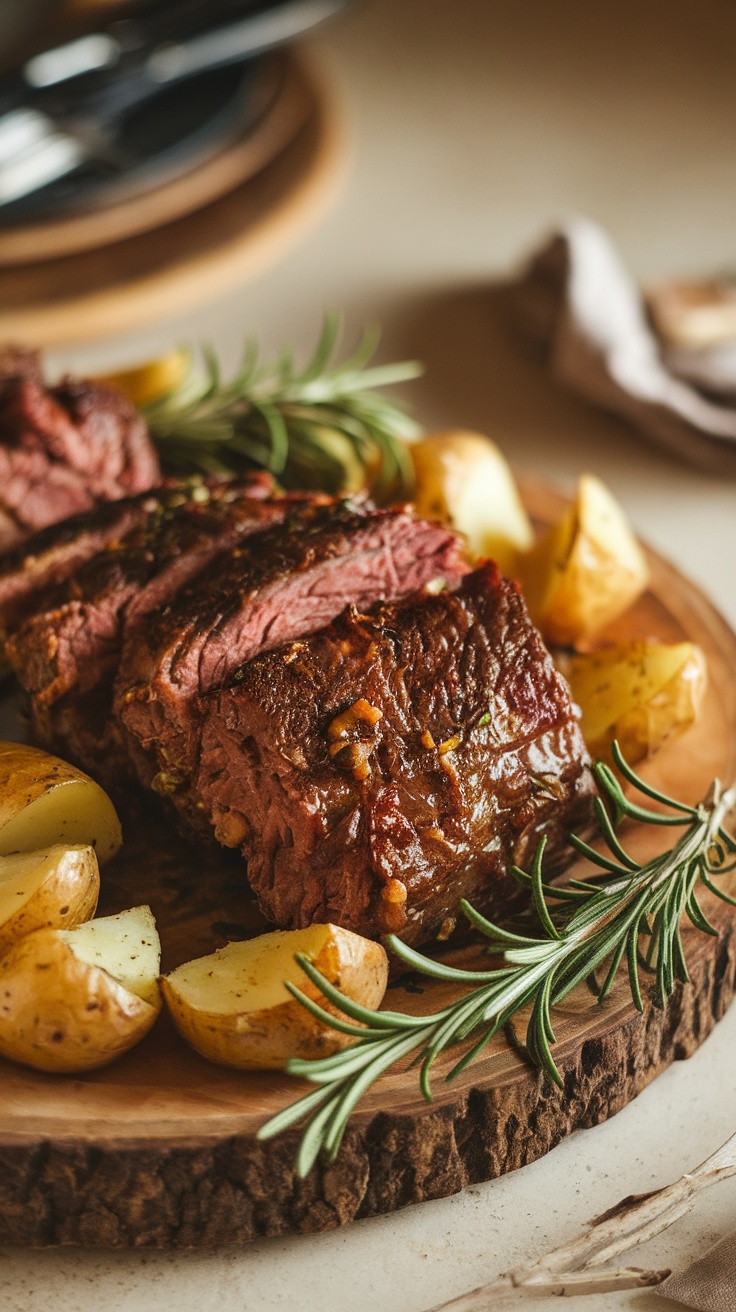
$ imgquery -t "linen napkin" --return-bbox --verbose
[513,216,736,475]
[655,1229,736,1310]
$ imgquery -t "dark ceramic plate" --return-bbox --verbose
[0,51,281,226]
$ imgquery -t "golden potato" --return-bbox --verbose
[0,742,121,865]
[60,904,161,1007]
[93,349,190,408]
[565,640,707,765]
[0,906,161,1073]
[162,922,389,1071]
[0,844,99,958]
[522,473,649,646]
[410,430,533,575]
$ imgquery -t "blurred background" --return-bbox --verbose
[1,1,736,536]
[0,2,734,353]
[0,1,734,576]
[0,0,353,348]
[2,5,736,1311]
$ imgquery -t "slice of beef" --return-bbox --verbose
[5,474,299,787]
[0,367,160,549]
[0,474,275,642]
[0,347,42,383]
[115,500,469,809]
[194,563,594,948]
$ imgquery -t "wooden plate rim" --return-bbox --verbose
[0,479,733,1150]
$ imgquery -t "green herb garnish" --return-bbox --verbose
[142,313,422,502]
[257,743,736,1176]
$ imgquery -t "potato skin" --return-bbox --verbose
[162,925,389,1071]
[0,929,159,1073]
[161,989,340,1071]
[566,641,707,766]
[522,474,649,646]
[410,430,533,575]
[0,845,99,959]
[0,742,122,864]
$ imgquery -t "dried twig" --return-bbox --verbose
[428,1132,736,1307]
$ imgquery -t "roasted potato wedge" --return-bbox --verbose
[93,348,189,408]
[162,922,389,1070]
[0,743,121,864]
[565,640,707,765]
[0,905,161,1073]
[410,430,533,574]
[522,474,649,646]
[0,844,99,958]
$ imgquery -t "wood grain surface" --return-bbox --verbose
[0,481,734,1248]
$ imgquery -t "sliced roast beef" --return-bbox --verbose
[0,347,42,384]
[0,492,155,642]
[115,501,469,806]
[0,474,276,641]
[194,563,594,947]
[5,474,299,785]
[0,366,160,549]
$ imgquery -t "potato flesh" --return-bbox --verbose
[0,744,122,865]
[411,430,533,575]
[59,906,161,1007]
[0,928,159,1073]
[523,473,650,645]
[566,641,707,764]
[169,924,340,1014]
[0,844,99,957]
[163,923,389,1070]
[93,349,190,408]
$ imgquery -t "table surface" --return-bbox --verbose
[5,1,736,1308]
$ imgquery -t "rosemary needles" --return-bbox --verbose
[257,744,736,1176]
[141,313,422,502]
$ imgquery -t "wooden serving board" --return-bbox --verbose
[0,481,735,1249]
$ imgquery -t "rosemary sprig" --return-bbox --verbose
[141,313,422,502]
[257,744,736,1177]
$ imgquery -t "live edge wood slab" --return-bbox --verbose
[0,482,735,1249]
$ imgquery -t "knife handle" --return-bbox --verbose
[2,0,346,128]
[47,0,347,124]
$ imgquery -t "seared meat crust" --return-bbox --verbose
[195,563,594,946]
[0,475,275,642]
[115,499,469,802]
[0,358,159,549]
[5,474,294,785]
[1,466,594,952]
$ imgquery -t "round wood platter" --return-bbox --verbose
[0,52,348,349]
[0,480,735,1249]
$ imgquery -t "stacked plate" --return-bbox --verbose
[0,8,347,345]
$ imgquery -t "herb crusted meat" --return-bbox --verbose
[0,350,159,549]
[115,498,470,804]
[195,563,594,946]
[4,473,292,785]
[2,478,593,951]
[0,472,271,643]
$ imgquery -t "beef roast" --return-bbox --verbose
[0,356,160,549]
[5,473,299,785]
[115,500,470,806]
[194,563,594,947]
[0,474,276,642]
